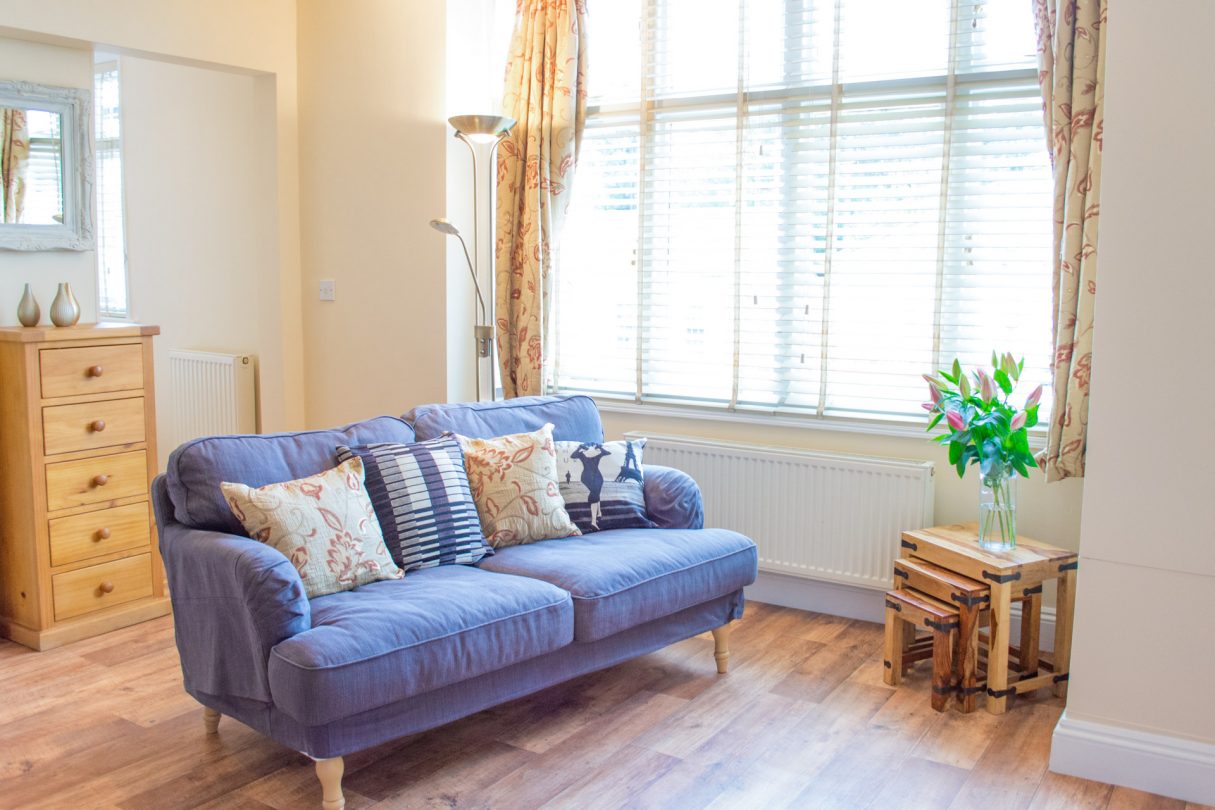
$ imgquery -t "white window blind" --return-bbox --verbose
[95,63,129,319]
[556,0,1053,423]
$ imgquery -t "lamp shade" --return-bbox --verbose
[448,114,516,143]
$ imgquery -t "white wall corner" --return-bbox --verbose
[1050,712,1215,805]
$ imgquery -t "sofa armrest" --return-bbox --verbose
[643,465,705,530]
[159,516,311,704]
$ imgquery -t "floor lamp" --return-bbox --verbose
[431,114,515,402]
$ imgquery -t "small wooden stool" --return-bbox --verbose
[883,588,959,712]
[894,558,989,712]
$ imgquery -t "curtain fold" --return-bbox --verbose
[1,108,30,224]
[495,0,588,398]
[1033,0,1106,482]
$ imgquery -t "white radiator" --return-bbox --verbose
[167,350,258,450]
[628,433,935,590]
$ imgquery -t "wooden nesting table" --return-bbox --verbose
[899,523,1078,714]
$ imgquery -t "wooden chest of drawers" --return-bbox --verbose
[0,323,170,650]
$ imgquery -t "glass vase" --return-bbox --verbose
[979,465,1017,552]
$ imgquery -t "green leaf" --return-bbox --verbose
[939,369,958,384]
[927,413,943,431]
[949,440,962,465]
[955,456,967,478]
[1012,457,1029,477]
[993,369,1013,395]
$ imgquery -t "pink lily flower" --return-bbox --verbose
[946,410,966,431]
[1010,412,1027,431]
[1025,384,1043,408]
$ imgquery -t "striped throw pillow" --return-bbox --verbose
[336,436,491,571]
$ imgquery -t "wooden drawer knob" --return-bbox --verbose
[90,419,107,433]
[96,527,111,541]
[99,581,115,594]
[87,365,104,377]
[92,474,110,487]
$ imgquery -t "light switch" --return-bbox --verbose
[319,279,336,302]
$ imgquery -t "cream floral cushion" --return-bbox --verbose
[221,457,403,599]
[458,423,580,548]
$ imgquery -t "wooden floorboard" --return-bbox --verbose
[0,601,1198,809]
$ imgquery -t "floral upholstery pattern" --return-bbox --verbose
[1033,0,1106,481]
[458,423,580,548]
[221,457,402,599]
[494,0,588,397]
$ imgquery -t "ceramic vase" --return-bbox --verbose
[49,282,81,327]
[978,464,1017,551]
[17,283,40,327]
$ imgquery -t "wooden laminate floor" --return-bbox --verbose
[0,602,1206,810]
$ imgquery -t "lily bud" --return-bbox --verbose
[921,402,935,412]
[946,410,966,431]
[958,374,971,399]
[1010,412,1027,431]
[1025,384,1043,408]
[929,385,942,405]
[952,358,962,379]
[978,371,994,401]
[1005,352,1020,380]
[922,373,945,390]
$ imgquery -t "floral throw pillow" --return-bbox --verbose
[221,457,403,599]
[457,423,580,548]
[555,439,655,533]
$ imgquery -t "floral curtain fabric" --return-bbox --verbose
[495,0,588,398]
[1032,0,1106,481]
[1,108,30,224]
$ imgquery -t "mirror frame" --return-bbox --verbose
[0,80,94,251]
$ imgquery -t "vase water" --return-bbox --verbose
[979,465,1017,551]
[49,282,81,327]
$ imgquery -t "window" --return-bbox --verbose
[21,110,64,225]
[555,0,1052,424]
[95,61,129,319]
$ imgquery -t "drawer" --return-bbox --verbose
[43,397,146,456]
[49,502,151,567]
[45,450,148,512]
[52,553,153,621]
[40,344,144,399]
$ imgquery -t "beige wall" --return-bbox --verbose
[1063,0,1215,745]
[119,55,278,469]
[0,37,97,326]
[0,0,306,432]
[297,0,449,428]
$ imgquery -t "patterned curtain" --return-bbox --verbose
[495,0,588,398]
[1033,0,1106,481]
[1,108,30,224]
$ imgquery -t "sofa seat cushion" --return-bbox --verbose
[476,528,758,642]
[267,565,573,725]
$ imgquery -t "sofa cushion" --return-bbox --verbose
[221,457,403,598]
[267,565,573,726]
[406,394,603,443]
[556,439,654,533]
[476,528,758,642]
[167,416,416,534]
[336,437,491,571]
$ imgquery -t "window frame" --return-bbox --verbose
[94,59,132,322]
[551,0,1052,432]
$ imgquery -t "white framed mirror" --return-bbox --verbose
[0,80,94,251]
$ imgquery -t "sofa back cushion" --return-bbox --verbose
[406,395,603,444]
[166,416,416,534]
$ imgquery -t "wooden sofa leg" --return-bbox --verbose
[315,756,345,810]
[711,622,732,674]
[202,706,221,734]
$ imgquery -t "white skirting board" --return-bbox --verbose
[1050,713,1215,805]
[745,570,1057,651]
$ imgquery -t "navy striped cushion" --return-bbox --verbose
[336,437,491,571]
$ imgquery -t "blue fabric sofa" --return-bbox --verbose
[154,395,757,809]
